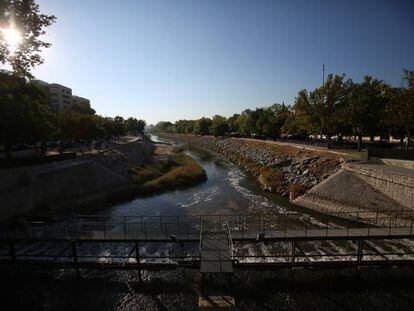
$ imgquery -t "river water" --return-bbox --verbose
[105,134,331,228]
[1,135,414,310]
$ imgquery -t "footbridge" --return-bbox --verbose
[1,212,414,273]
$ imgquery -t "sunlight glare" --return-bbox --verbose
[1,26,23,53]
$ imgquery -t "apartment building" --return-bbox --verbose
[32,80,89,112]
[71,95,90,106]
[49,83,72,111]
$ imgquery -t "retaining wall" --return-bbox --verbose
[0,139,154,221]
[294,163,414,221]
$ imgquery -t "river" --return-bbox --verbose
[104,134,333,229]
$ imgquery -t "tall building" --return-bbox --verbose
[32,80,89,112]
[49,83,72,111]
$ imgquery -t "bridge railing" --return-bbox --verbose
[1,211,414,241]
[232,248,414,265]
[0,239,200,265]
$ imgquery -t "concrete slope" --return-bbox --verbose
[293,163,414,223]
[0,139,154,221]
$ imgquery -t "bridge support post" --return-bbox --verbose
[290,241,296,280]
[71,240,80,278]
[357,239,364,277]
[135,241,142,282]
[201,273,205,296]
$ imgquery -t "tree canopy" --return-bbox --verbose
[152,70,414,150]
[0,0,56,78]
[0,71,56,157]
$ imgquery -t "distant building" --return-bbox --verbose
[32,80,89,112]
[49,83,72,111]
[71,95,90,106]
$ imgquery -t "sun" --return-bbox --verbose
[1,26,23,53]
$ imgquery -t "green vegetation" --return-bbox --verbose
[0,71,146,158]
[129,152,207,195]
[1,0,56,78]
[1,2,146,158]
[0,73,56,158]
[152,70,414,150]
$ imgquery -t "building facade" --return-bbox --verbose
[32,80,89,112]
[49,83,72,111]
[71,95,90,106]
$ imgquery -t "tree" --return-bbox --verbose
[194,117,211,135]
[152,121,174,133]
[0,71,56,158]
[282,90,317,138]
[346,76,390,151]
[237,110,255,136]
[125,117,146,135]
[386,70,414,149]
[310,74,351,148]
[69,101,96,115]
[227,113,240,134]
[58,109,104,143]
[0,0,56,78]
[266,103,290,137]
[113,115,126,136]
[210,115,229,137]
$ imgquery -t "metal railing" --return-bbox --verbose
[1,211,414,242]
[226,221,234,259]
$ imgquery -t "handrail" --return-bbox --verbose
[199,218,203,252]
[226,221,234,259]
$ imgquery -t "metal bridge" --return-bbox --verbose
[1,212,414,274]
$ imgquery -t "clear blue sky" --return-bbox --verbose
[30,0,414,125]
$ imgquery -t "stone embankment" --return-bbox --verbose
[0,138,155,221]
[159,134,342,199]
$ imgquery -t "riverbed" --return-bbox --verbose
[102,134,334,229]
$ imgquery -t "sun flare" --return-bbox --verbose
[1,26,23,53]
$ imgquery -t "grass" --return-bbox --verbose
[129,152,207,195]
[258,167,284,191]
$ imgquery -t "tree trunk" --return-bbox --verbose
[407,130,411,150]
[327,136,332,149]
[370,135,374,142]
[358,134,362,152]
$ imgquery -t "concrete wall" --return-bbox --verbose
[0,160,129,221]
[345,163,414,210]
[0,140,154,221]
[293,163,414,222]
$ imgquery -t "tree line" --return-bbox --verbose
[153,70,414,151]
[0,72,146,158]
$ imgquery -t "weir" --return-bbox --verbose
[1,213,414,272]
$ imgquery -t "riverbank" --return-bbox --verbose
[0,137,155,221]
[129,144,207,196]
[159,134,342,200]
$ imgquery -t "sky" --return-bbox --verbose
[21,0,414,124]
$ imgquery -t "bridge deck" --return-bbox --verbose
[200,233,233,273]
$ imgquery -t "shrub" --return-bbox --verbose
[287,183,308,200]
[258,167,284,191]
[130,152,207,195]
